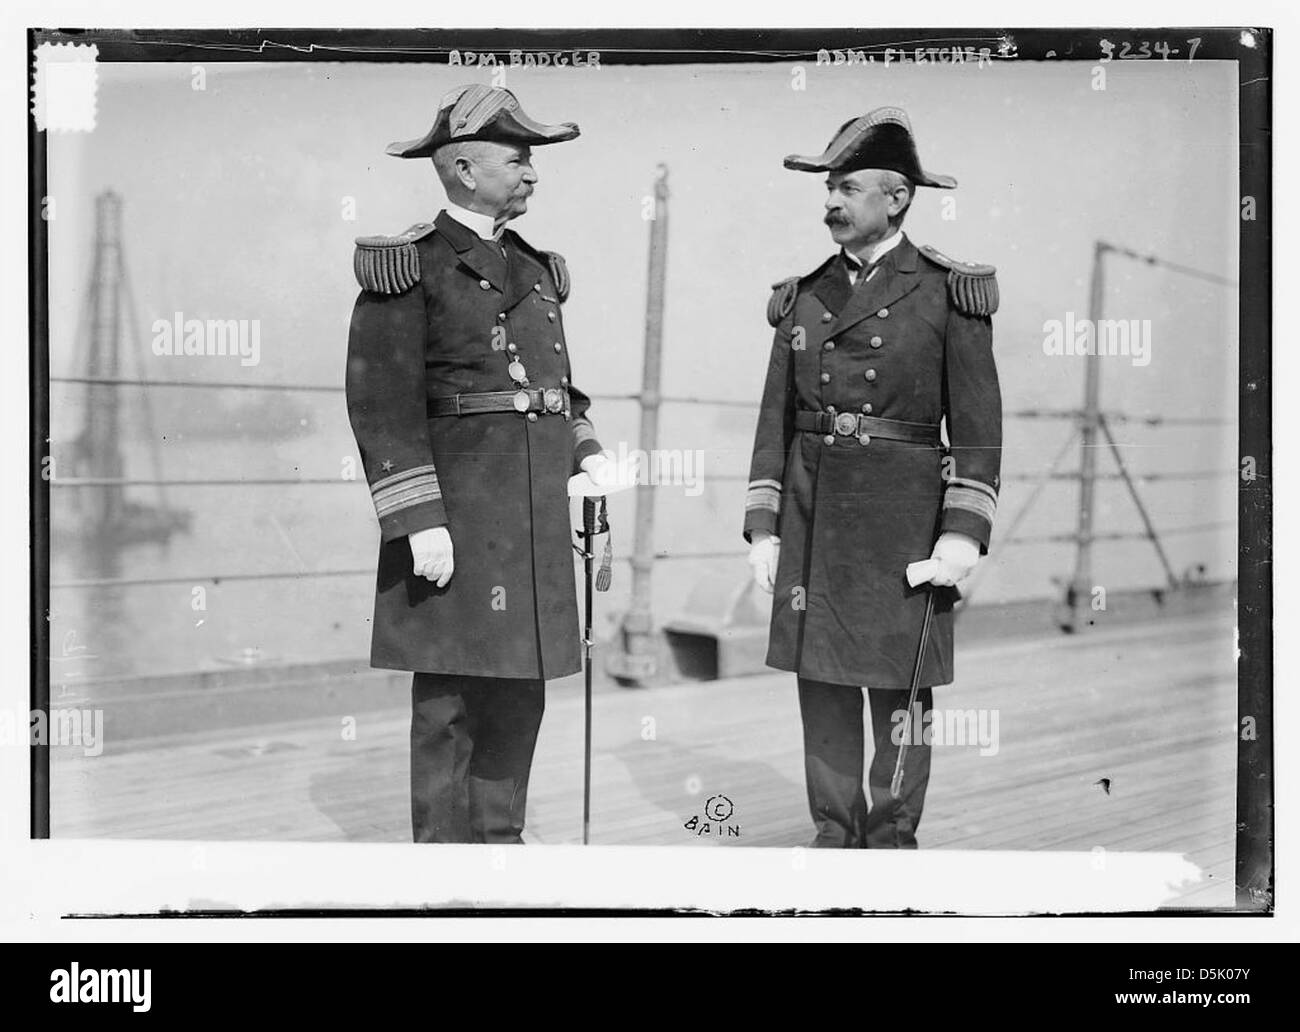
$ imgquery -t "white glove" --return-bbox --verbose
[409,526,454,587]
[929,531,980,588]
[747,532,780,594]
[580,450,640,491]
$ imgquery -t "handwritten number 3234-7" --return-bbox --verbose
[1099,38,1202,62]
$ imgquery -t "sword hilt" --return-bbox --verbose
[583,497,612,590]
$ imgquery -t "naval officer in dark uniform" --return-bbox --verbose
[743,107,1003,848]
[345,85,617,844]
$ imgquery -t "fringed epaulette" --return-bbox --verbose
[919,244,1000,316]
[544,251,570,303]
[767,277,799,327]
[353,223,436,294]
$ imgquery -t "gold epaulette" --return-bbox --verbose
[767,276,799,327]
[919,244,1000,316]
[544,251,570,303]
[353,223,437,294]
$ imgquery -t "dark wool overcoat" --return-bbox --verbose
[346,210,602,679]
[743,235,1003,689]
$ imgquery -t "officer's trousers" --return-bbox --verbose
[797,678,933,849]
[410,673,545,844]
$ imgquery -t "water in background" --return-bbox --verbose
[45,61,1240,680]
[48,384,1236,681]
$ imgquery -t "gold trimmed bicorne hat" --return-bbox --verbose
[386,83,580,158]
[784,106,956,188]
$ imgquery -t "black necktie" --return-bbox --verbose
[848,253,877,287]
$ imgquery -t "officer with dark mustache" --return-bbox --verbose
[744,107,1003,848]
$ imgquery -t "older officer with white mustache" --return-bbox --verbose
[345,84,623,844]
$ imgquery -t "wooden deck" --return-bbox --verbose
[51,608,1238,909]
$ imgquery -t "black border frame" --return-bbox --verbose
[26,24,1272,916]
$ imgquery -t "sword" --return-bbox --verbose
[579,495,610,845]
[568,462,629,845]
[891,561,939,801]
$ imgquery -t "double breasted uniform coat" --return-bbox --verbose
[345,210,602,680]
[743,234,1003,689]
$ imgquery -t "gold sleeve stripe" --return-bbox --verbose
[946,475,999,503]
[371,464,438,495]
[372,465,441,518]
[374,481,442,519]
[745,483,782,514]
[572,418,598,445]
[942,485,996,524]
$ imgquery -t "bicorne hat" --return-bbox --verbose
[387,84,580,158]
[783,106,956,188]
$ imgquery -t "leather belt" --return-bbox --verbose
[794,410,940,446]
[428,387,571,419]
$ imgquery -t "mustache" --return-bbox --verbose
[824,213,849,226]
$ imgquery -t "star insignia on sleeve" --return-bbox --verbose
[381,459,394,472]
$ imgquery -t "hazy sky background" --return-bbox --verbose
[44,57,1240,673]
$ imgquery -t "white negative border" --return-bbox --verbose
[0,0,1291,943]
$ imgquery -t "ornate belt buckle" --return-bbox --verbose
[543,387,565,414]
[512,390,532,413]
[833,412,859,437]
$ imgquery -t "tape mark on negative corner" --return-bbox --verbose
[33,43,100,133]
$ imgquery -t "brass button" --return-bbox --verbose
[480,279,491,290]
[861,403,873,414]
[507,343,518,353]
[821,312,833,323]
[560,376,569,386]
[547,311,557,321]
[533,283,541,292]
[527,412,538,422]
[826,405,837,415]
[864,368,877,382]
[498,313,507,321]
[877,307,889,318]
[858,433,871,446]
[823,340,835,352]
[870,336,883,348]
[823,435,835,446]
[554,342,563,353]
[820,372,830,384]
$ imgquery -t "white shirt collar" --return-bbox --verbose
[843,230,906,270]
[443,202,503,242]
